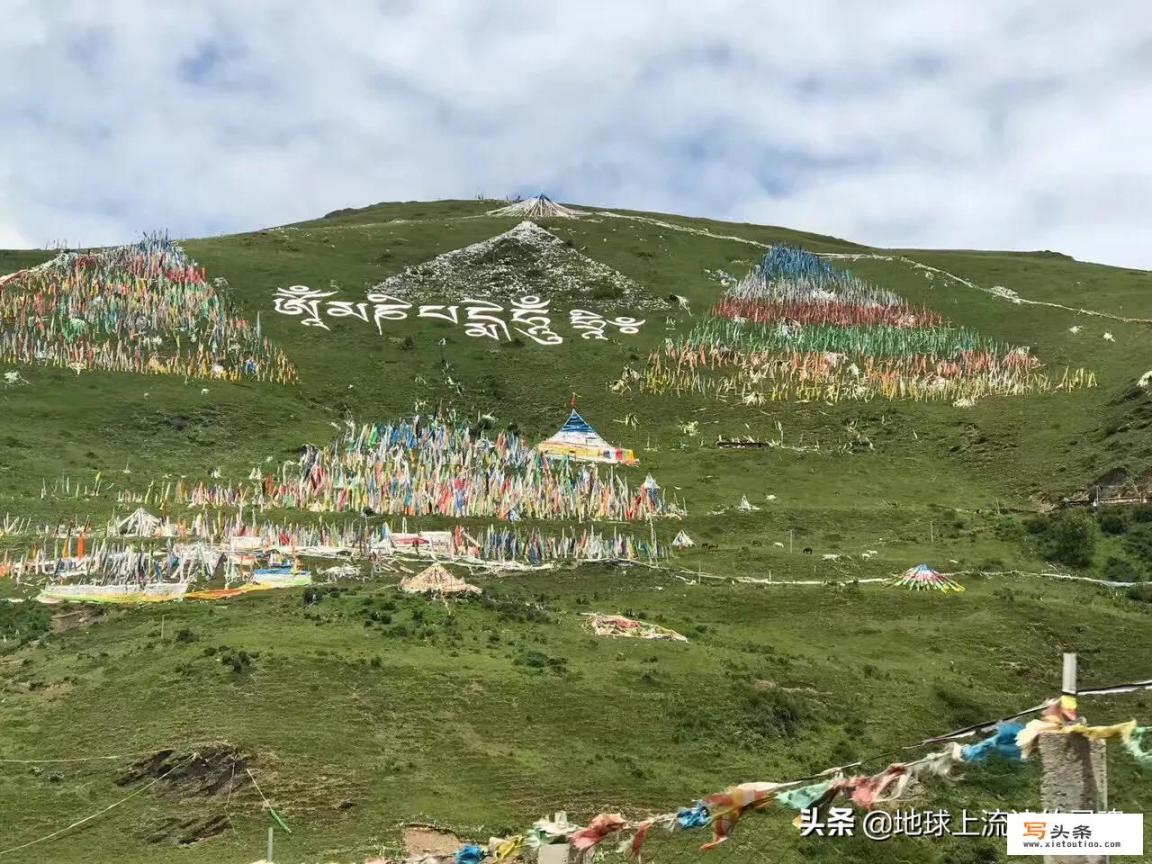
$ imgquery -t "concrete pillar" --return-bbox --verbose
[537,842,571,864]
[1039,733,1107,864]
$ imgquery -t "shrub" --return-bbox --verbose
[993,518,1025,542]
[1125,584,1152,604]
[513,650,549,669]
[512,650,567,674]
[1098,511,1127,535]
[1102,557,1141,582]
[1031,510,1097,568]
[1123,523,1152,566]
[1130,506,1152,524]
[0,603,51,645]
[739,686,814,738]
[218,648,255,674]
[174,627,199,644]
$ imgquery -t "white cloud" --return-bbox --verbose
[0,218,33,250]
[0,0,1149,267]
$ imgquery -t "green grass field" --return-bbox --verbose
[1,199,1151,863]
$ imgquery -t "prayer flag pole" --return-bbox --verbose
[1039,653,1107,864]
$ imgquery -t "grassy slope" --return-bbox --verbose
[4,572,1151,864]
[1,200,1151,863]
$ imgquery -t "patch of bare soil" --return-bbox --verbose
[119,745,250,845]
[403,825,461,856]
[142,813,232,846]
[50,606,106,632]
[117,743,249,797]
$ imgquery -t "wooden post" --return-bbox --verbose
[267,826,274,863]
[1039,653,1108,864]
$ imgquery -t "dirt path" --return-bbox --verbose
[594,210,1152,325]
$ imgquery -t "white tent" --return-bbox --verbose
[373,530,454,557]
[399,563,480,596]
[112,507,165,537]
[536,410,637,465]
[487,194,582,219]
[671,530,695,549]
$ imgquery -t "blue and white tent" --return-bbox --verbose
[536,410,637,465]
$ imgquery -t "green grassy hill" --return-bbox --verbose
[1,199,1150,863]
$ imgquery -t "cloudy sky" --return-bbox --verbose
[1,0,1149,268]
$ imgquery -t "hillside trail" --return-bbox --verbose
[216,210,1150,325]
[593,210,1152,325]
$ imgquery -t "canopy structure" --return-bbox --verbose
[889,564,964,593]
[378,531,454,557]
[250,566,313,588]
[671,530,695,549]
[399,563,481,596]
[582,613,688,642]
[112,507,167,537]
[37,582,190,605]
[487,194,582,219]
[536,410,637,465]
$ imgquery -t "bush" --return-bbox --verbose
[739,686,813,738]
[1024,516,1048,535]
[512,650,566,674]
[1030,510,1097,568]
[218,648,255,674]
[993,518,1025,542]
[513,650,549,669]
[0,603,51,645]
[1124,523,1152,566]
[1102,557,1141,582]
[1098,511,1128,535]
[1125,584,1152,604]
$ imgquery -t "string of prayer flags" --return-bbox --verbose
[0,235,294,383]
[454,845,484,864]
[961,723,1025,763]
[777,781,833,811]
[623,245,1093,404]
[570,813,628,852]
[698,783,778,851]
[675,802,710,829]
[423,702,1152,864]
[1016,702,1141,759]
[1123,726,1152,766]
[169,414,677,523]
[488,835,526,863]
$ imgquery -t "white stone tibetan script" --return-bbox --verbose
[270,288,645,345]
